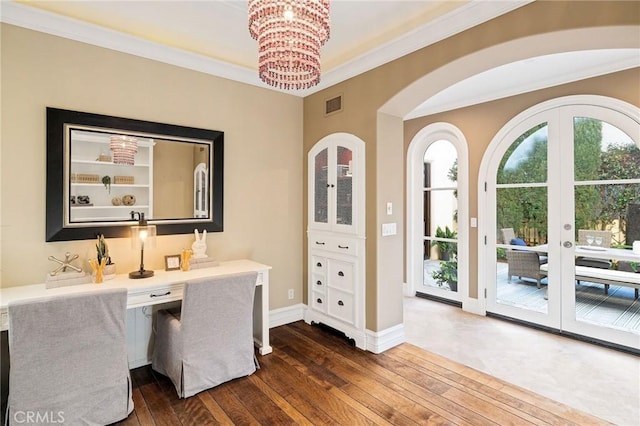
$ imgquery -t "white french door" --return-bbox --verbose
[407,123,468,304]
[484,96,640,350]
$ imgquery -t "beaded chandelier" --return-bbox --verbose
[110,135,138,166]
[248,0,330,90]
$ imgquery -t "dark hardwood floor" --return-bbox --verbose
[116,321,609,425]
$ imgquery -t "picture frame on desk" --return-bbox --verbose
[164,254,181,271]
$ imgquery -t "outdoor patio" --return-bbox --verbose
[423,260,640,333]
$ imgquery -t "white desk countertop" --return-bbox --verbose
[0,259,272,334]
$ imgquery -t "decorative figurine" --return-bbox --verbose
[89,258,107,283]
[48,252,83,276]
[181,249,193,271]
[192,229,208,259]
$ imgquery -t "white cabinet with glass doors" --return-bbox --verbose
[305,134,366,349]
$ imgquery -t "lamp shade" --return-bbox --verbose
[131,224,156,250]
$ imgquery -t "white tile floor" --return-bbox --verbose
[403,296,640,426]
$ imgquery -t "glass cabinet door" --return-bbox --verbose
[335,145,353,226]
[313,147,329,225]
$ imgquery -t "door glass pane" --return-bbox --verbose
[573,116,640,334]
[314,148,328,224]
[495,123,549,313]
[336,146,353,225]
[422,140,458,293]
[498,124,548,184]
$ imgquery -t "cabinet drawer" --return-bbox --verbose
[311,273,326,293]
[312,256,327,274]
[311,292,327,313]
[328,290,355,325]
[309,234,358,256]
[127,283,184,308]
[328,260,354,292]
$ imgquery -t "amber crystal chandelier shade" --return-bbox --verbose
[248,0,330,90]
[110,135,138,166]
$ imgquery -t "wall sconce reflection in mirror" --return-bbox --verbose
[46,108,224,241]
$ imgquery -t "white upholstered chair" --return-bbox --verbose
[152,272,258,398]
[6,288,132,426]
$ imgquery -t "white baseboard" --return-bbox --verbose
[269,303,305,328]
[366,323,405,354]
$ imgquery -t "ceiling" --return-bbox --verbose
[2,0,639,119]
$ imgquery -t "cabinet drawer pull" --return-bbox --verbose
[338,271,344,277]
[338,245,349,249]
[315,241,326,246]
[316,280,322,286]
[317,298,323,304]
[150,291,171,298]
[316,262,323,267]
[338,300,344,306]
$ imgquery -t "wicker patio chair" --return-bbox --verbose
[506,250,547,288]
[501,228,516,244]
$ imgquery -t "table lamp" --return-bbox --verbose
[129,211,156,279]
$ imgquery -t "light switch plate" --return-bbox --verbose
[382,222,397,236]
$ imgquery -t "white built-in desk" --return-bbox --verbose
[0,259,272,367]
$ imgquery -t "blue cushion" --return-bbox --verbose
[510,238,527,246]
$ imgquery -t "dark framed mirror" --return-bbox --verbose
[46,107,224,241]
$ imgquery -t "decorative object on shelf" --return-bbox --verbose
[111,197,122,206]
[114,175,134,185]
[48,252,82,276]
[248,0,330,90]
[45,270,89,289]
[129,211,156,279]
[102,175,111,193]
[192,229,208,259]
[97,153,112,162]
[122,194,136,206]
[188,257,220,270]
[89,257,107,283]
[110,134,138,165]
[77,195,92,206]
[96,234,116,280]
[180,249,192,271]
[164,254,181,271]
[75,173,100,184]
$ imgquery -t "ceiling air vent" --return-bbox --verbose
[325,95,342,115]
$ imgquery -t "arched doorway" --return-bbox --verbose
[479,95,640,350]
[407,123,469,304]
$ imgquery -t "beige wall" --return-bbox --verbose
[303,1,640,331]
[153,140,195,219]
[0,24,304,310]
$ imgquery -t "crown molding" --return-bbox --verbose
[1,0,531,98]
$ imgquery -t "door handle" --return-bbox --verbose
[563,241,573,248]
[338,300,344,306]
[338,271,344,277]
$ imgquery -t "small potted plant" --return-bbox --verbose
[96,234,116,280]
[431,225,457,261]
[102,175,111,193]
[432,258,458,292]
